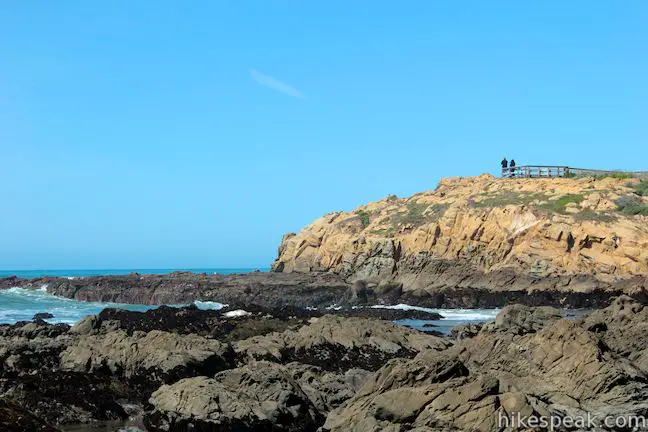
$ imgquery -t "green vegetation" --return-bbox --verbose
[567,171,635,180]
[473,191,550,208]
[571,209,618,223]
[355,210,371,228]
[539,194,585,213]
[615,195,648,216]
[391,202,448,228]
[631,180,648,197]
[603,172,635,179]
[474,191,587,215]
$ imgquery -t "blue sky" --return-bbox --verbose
[1,1,646,269]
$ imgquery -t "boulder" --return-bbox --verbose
[236,315,450,371]
[492,304,562,334]
[145,361,323,432]
[60,330,235,385]
[32,312,54,321]
[284,363,371,413]
[449,323,482,340]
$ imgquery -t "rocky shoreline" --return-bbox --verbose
[1,296,648,431]
[1,269,645,309]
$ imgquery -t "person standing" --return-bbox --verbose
[510,159,517,177]
[501,157,508,177]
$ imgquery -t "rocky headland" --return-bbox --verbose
[4,175,648,309]
[273,174,648,307]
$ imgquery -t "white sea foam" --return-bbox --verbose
[223,309,251,318]
[193,301,225,310]
[0,287,155,324]
[370,304,499,321]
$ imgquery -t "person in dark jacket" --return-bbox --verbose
[501,158,508,177]
[509,159,517,177]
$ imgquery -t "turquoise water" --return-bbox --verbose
[0,268,266,278]
[0,286,225,324]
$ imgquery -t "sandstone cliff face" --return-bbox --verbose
[273,174,648,293]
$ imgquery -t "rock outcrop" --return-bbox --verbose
[5,299,648,430]
[273,175,648,300]
[60,329,236,386]
[323,296,648,431]
[145,361,325,432]
[235,315,451,371]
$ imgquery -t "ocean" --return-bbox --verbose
[0,268,264,279]
[0,268,500,332]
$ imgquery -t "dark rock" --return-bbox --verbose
[450,323,482,340]
[285,363,372,413]
[2,268,641,309]
[0,372,128,425]
[0,398,59,431]
[60,330,236,396]
[349,280,368,304]
[32,312,54,321]
[236,315,450,372]
[492,304,562,334]
[145,362,323,432]
[324,301,648,431]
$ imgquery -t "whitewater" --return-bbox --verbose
[0,285,500,332]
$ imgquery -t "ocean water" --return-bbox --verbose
[373,304,500,334]
[0,286,226,324]
[0,268,500,332]
[0,268,266,278]
[0,286,499,333]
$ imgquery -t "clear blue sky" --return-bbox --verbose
[1,1,646,269]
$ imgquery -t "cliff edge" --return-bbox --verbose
[273,174,648,298]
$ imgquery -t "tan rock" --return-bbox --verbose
[60,330,234,381]
[272,174,648,288]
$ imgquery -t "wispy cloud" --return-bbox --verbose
[249,69,305,99]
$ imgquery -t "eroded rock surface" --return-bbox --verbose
[61,329,235,386]
[323,297,648,431]
[236,315,451,371]
[273,175,648,303]
[145,361,324,432]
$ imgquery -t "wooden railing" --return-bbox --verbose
[501,166,648,179]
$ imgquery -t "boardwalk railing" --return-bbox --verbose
[502,166,648,179]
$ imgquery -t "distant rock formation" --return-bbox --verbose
[273,174,648,297]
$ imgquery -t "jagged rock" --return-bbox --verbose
[235,315,450,371]
[0,322,72,378]
[32,312,54,321]
[60,330,235,385]
[144,361,323,432]
[449,322,482,340]
[272,174,648,301]
[491,304,562,334]
[284,363,372,413]
[0,371,128,425]
[578,295,648,374]
[1,272,349,309]
[323,301,648,431]
[0,398,59,432]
